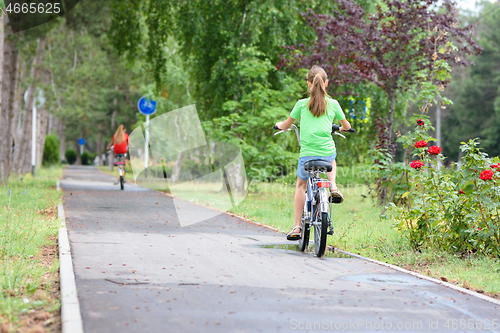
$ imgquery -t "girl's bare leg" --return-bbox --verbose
[294,177,308,229]
[327,160,337,189]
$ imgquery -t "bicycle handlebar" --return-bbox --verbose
[273,125,356,133]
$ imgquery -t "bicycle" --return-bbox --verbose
[114,154,126,190]
[273,124,356,257]
[108,147,127,190]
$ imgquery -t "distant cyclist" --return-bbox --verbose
[107,124,132,155]
[275,65,351,240]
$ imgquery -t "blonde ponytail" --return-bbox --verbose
[307,66,328,117]
[114,125,125,145]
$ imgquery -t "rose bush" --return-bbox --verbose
[384,115,500,256]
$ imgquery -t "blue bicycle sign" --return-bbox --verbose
[137,97,157,116]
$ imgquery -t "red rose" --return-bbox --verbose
[459,189,465,195]
[414,140,428,148]
[491,163,500,171]
[417,119,424,126]
[411,160,424,169]
[428,146,442,155]
[478,228,482,231]
[479,169,494,181]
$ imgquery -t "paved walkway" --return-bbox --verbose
[61,166,499,332]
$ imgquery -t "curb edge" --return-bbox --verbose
[57,180,84,333]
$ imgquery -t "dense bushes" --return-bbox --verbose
[65,149,77,165]
[383,116,500,256]
[81,152,90,165]
[42,134,60,165]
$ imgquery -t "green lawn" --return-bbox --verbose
[0,166,62,327]
[229,182,500,297]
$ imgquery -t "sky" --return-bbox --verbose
[455,0,491,12]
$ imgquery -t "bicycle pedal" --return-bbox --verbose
[329,196,343,204]
[327,230,334,235]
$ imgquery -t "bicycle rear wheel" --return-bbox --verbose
[120,175,124,190]
[299,212,310,252]
[314,212,328,257]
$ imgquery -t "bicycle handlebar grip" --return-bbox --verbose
[332,124,356,133]
[273,125,279,130]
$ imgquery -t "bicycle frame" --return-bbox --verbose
[305,171,331,226]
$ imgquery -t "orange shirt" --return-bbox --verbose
[113,133,129,154]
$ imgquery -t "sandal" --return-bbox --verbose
[286,226,301,241]
[329,187,344,204]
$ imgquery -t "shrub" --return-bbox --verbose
[42,134,60,165]
[65,149,77,165]
[81,152,90,165]
[384,115,500,256]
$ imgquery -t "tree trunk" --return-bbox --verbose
[171,151,185,182]
[108,85,118,171]
[11,61,26,148]
[58,119,66,162]
[0,14,4,105]
[96,132,102,166]
[75,135,82,165]
[0,21,20,182]
[387,92,396,145]
[457,149,463,170]
[84,142,95,154]
[34,70,50,169]
[36,106,49,168]
[436,102,442,170]
[12,38,46,174]
[47,112,57,135]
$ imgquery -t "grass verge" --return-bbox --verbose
[228,182,500,299]
[0,166,63,332]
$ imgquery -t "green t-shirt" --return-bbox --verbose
[290,97,345,157]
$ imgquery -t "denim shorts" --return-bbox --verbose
[297,153,337,181]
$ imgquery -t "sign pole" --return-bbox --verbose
[137,96,156,179]
[145,115,149,178]
[31,101,37,176]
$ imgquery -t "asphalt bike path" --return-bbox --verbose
[61,166,499,333]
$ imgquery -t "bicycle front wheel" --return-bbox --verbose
[314,212,328,257]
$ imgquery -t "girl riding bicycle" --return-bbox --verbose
[107,124,132,155]
[275,66,351,241]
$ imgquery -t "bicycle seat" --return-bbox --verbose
[303,160,332,172]
[114,161,126,166]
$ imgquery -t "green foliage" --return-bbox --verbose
[443,1,500,160]
[110,0,343,118]
[80,152,90,165]
[42,134,60,166]
[41,1,142,158]
[200,46,303,183]
[64,149,76,165]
